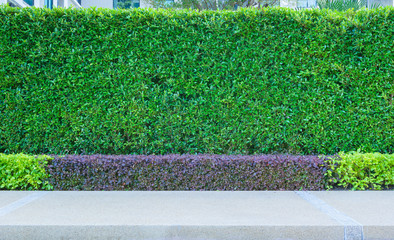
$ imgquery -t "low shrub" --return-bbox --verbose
[46,154,327,190]
[0,153,52,190]
[325,151,394,190]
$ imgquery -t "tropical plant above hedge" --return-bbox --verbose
[0,6,393,155]
[0,153,392,191]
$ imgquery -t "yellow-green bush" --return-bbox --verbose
[325,151,394,190]
[0,153,53,190]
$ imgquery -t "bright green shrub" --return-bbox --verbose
[0,6,393,155]
[0,153,52,190]
[325,151,394,190]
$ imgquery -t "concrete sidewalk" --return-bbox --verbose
[0,191,393,240]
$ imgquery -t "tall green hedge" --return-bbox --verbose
[0,6,393,155]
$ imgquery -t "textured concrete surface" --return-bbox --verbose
[0,191,393,240]
[314,191,394,226]
[0,192,31,208]
[314,191,394,240]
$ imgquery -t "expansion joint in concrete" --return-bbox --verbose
[0,192,48,217]
[295,191,364,240]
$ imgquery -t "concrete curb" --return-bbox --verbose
[0,191,393,240]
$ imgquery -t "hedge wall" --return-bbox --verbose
[0,6,393,155]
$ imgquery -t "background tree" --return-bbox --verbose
[145,0,279,10]
[116,0,133,8]
[316,0,380,10]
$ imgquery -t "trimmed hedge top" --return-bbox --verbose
[0,6,393,155]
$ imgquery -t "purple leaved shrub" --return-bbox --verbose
[46,155,328,190]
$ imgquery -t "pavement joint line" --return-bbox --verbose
[0,191,48,217]
[295,191,364,240]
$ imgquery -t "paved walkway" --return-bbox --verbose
[0,191,393,240]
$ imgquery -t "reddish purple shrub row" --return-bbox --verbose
[46,155,328,190]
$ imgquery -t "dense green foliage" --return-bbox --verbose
[325,151,394,190]
[0,6,393,155]
[0,153,52,190]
